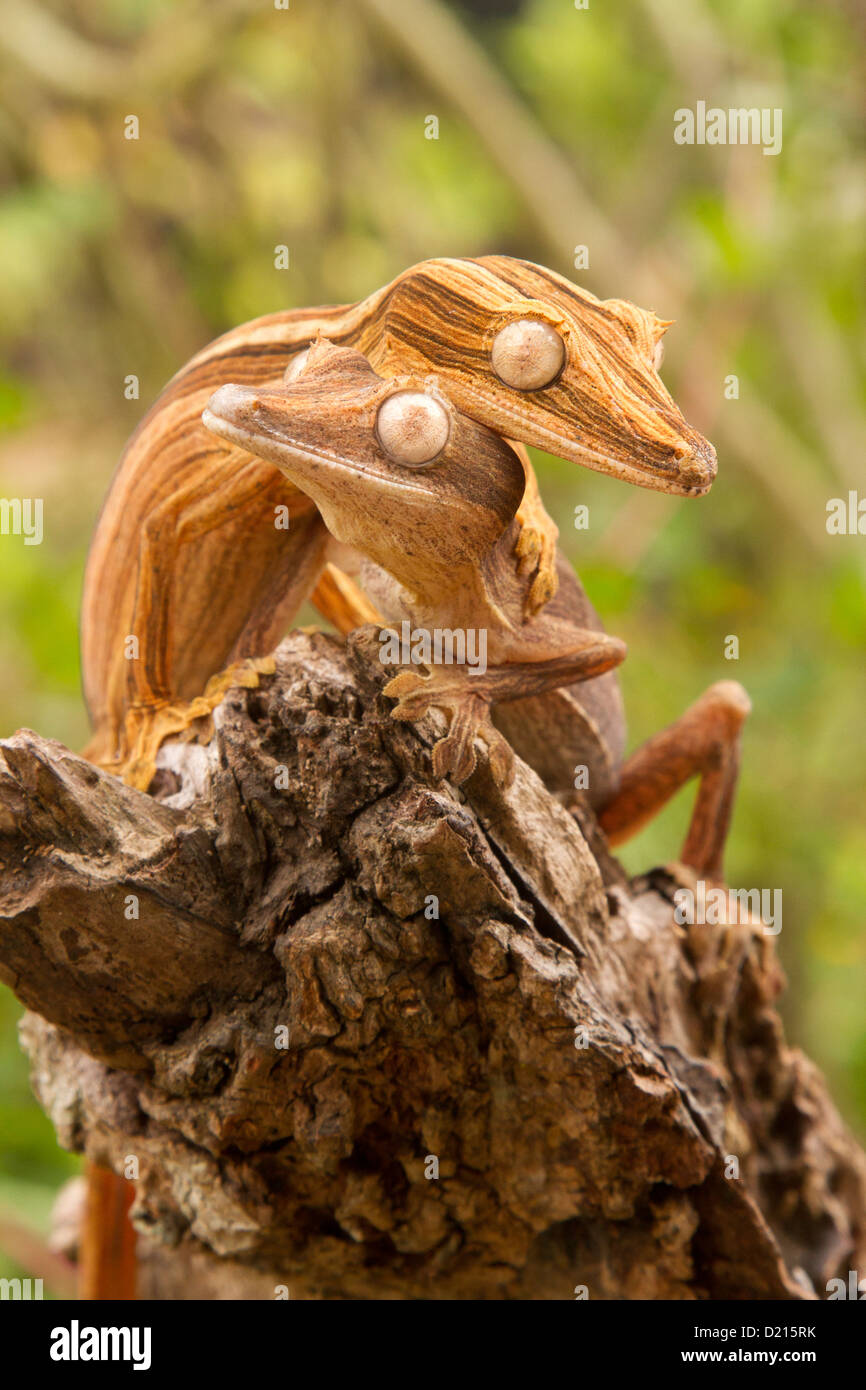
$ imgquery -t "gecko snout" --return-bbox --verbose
[666,437,717,493]
[204,383,257,428]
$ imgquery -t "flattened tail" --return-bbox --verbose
[79,1162,137,1301]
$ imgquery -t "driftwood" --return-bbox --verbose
[1,629,864,1300]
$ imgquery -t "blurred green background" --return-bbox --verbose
[0,0,864,1289]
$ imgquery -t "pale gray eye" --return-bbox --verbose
[376,391,450,466]
[491,319,565,390]
[284,347,310,382]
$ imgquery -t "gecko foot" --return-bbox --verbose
[514,496,559,617]
[106,656,276,791]
[383,668,515,786]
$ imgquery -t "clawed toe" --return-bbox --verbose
[383,670,514,786]
[526,563,557,616]
[513,524,541,577]
[513,524,558,617]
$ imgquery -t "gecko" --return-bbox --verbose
[203,337,750,881]
[77,258,724,1298]
[80,255,717,791]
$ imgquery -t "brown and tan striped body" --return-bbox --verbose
[82,256,715,772]
[82,295,377,761]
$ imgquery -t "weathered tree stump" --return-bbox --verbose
[1,630,864,1299]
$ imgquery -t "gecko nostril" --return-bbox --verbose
[667,441,696,463]
[664,440,717,491]
[664,436,717,481]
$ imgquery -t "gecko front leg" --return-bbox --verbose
[384,631,626,786]
[384,669,515,784]
[97,465,329,790]
[511,449,560,615]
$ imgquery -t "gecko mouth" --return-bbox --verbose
[461,390,716,497]
[201,402,439,502]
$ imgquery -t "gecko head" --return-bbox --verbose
[364,255,716,496]
[202,338,527,584]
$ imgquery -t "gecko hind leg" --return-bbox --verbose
[597,680,751,881]
[79,1162,136,1300]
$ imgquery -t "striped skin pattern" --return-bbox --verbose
[363,256,716,492]
[81,256,715,776]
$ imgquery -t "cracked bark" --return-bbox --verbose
[1,630,864,1300]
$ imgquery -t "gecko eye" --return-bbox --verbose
[652,339,665,372]
[376,391,450,466]
[491,319,565,391]
[284,347,310,382]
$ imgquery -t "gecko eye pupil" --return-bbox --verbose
[491,319,565,391]
[376,392,450,466]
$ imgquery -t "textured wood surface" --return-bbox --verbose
[2,631,864,1299]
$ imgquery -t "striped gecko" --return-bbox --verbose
[81,256,717,790]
